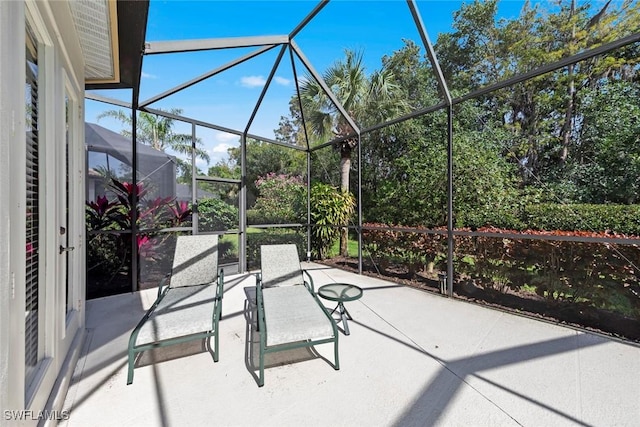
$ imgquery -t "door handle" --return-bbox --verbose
[59,245,75,254]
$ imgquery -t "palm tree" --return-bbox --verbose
[97,108,210,179]
[300,49,408,255]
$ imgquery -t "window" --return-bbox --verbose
[25,23,40,391]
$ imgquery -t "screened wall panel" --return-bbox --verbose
[452,235,640,341]
[361,226,449,294]
[196,181,239,233]
[138,230,192,291]
[246,139,307,225]
[451,97,518,230]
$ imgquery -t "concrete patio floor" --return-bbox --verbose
[60,264,640,426]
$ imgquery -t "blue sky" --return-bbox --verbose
[85,0,546,169]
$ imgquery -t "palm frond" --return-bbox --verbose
[96,109,132,127]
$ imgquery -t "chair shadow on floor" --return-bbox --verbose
[133,337,215,369]
[242,286,333,386]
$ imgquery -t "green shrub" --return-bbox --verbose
[198,198,238,231]
[363,224,447,275]
[310,183,355,259]
[246,230,307,269]
[456,202,640,235]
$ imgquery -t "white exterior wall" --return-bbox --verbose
[0,1,86,425]
[0,0,24,421]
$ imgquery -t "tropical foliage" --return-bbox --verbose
[299,49,410,255]
[86,178,192,297]
[248,0,640,337]
[88,1,640,337]
[309,183,356,259]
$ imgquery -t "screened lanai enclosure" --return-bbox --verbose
[85,0,640,342]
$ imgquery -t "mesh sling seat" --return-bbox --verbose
[127,234,223,384]
[255,244,339,387]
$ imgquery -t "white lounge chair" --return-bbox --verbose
[127,234,223,384]
[255,244,339,387]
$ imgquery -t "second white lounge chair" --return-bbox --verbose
[255,244,339,387]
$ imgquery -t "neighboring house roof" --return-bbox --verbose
[85,122,173,164]
[86,122,177,197]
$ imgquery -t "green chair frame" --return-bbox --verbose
[127,235,224,384]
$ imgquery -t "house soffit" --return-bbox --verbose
[68,0,120,85]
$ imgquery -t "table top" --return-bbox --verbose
[317,283,363,302]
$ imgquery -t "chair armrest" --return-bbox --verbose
[218,268,224,289]
[211,268,225,325]
[129,279,171,352]
[303,270,314,293]
[255,276,267,337]
[157,273,171,298]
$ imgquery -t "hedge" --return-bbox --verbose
[522,203,640,235]
[246,229,307,270]
[362,222,640,319]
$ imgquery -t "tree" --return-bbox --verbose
[226,138,306,208]
[203,159,241,203]
[274,99,307,146]
[248,173,306,225]
[97,108,210,179]
[435,0,505,92]
[274,101,342,188]
[299,49,409,255]
[572,81,640,203]
[300,49,409,191]
[435,0,640,194]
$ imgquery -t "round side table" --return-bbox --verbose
[317,283,363,335]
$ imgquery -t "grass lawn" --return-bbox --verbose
[220,228,363,259]
[328,235,360,258]
[219,227,262,252]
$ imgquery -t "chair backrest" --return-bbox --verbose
[170,234,219,288]
[260,244,303,288]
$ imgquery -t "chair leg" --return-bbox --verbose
[127,349,135,385]
[259,349,265,387]
[214,330,219,362]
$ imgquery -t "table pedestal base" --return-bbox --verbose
[330,302,353,335]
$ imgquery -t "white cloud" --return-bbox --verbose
[239,75,291,88]
[212,143,231,153]
[214,132,239,143]
[240,75,266,88]
[274,76,291,86]
[195,157,209,169]
[141,72,157,79]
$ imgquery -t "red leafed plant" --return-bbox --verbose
[86,178,193,288]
